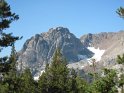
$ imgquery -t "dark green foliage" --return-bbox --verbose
[68,69,78,93]
[68,69,88,93]
[38,49,70,93]
[19,68,36,93]
[116,54,124,93]
[0,0,19,31]
[90,69,118,93]
[118,74,124,93]
[88,59,99,82]
[75,76,89,93]
[0,82,9,93]
[0,56,10,73]
[0,0,20,82]
[38,49,119,93]
[0,44,19,93]
[117,54,124,65]
[0,0,21,50]
[0,1,21,92]
[117,7,124,19]
[116,4,124,92]
[0,33,21,47]
[38,72,48,93]
[38,49,89,93]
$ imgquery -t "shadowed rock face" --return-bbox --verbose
[18,27,92,75]
[17,27,124,78]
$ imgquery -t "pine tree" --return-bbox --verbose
[117,54,124,65]
[116,3,124,93]
[90,59,97,81]
[117,54,124,93]
[38,72,49,93]
[0,0,20,80]
[0,1,21,92]
[69,69,78,93]
[76,76,88,93]
[68,69,88,93]
[116,7,124,19]
[0,0,20,48]
[118,74,124,93]
[0,43,19,93]
[38,49,69,93]
[91,69,118,93]
[19,68,36,93]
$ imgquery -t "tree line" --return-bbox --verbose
[0,0,124,93]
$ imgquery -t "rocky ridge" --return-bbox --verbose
[17,27,124,78]
[80,31,124,68]
[17,27,92,76]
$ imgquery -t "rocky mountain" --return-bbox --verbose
[17,27,93,77]
[17,27,124,79]
[80,31,124,68]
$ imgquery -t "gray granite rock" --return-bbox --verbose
[18,27,93,76]
[80,31,124,67]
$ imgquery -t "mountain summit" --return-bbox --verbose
[18,26,124,79]
[17,27,92,76]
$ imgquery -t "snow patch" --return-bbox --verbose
[34,70,45,81]
[87,47,105,62]
[64,47,105,70]
[34,47,105,80]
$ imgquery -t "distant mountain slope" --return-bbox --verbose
[17,27,92,76]
[80,31,124,67]
[18,27,124,78]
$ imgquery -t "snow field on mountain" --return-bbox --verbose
[87,47,105,62]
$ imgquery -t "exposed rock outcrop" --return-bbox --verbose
[80,31,124,68]
[18,27,92,76]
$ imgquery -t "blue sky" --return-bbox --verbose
[2,0,124,56]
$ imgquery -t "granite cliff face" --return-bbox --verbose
[18,27,124,77]
[18,27,92,75]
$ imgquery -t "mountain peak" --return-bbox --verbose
[40,26,75,41]
[45,26,70,36]
[49,26,69,32]
[18,27,92,76]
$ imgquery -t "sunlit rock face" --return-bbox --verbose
[18,26,124,79]
[80,31,124,68]
[17,27,92,76]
